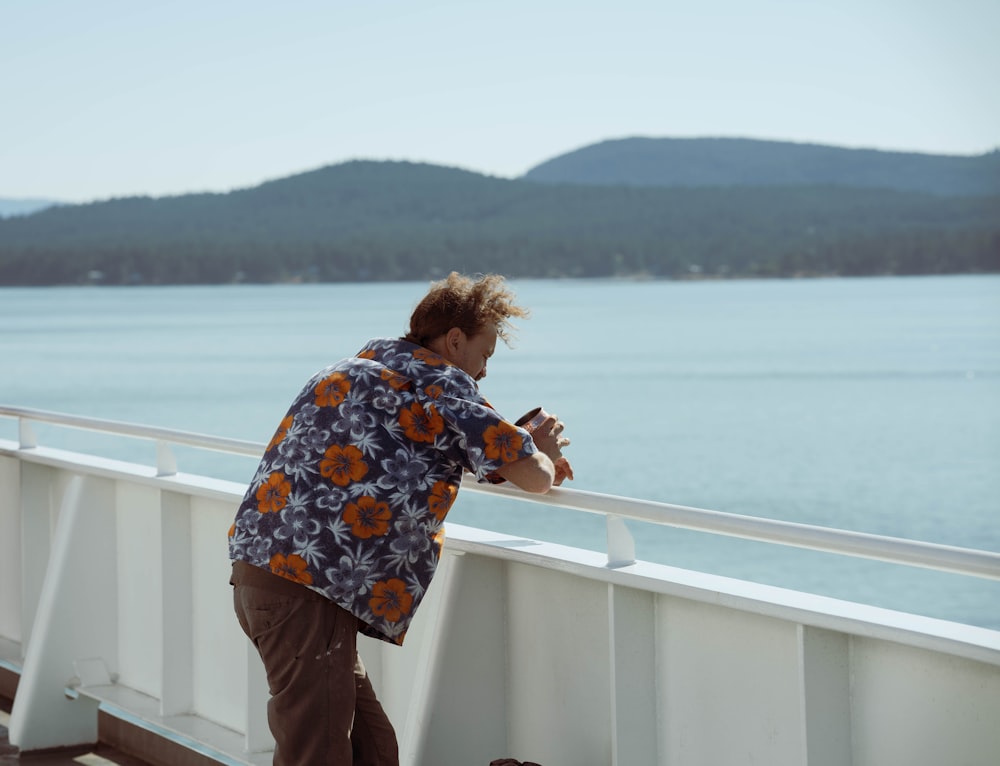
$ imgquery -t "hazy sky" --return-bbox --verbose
[3,0,998,202]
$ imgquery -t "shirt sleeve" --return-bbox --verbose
[436,394,538,481]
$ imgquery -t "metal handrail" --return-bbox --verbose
[466,480,1000,581]
[3,404,999,581]
[1,405,262,456]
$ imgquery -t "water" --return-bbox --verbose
[2,275,998,627]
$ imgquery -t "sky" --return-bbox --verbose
[3,0,999,203]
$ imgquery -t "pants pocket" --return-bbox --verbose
[233,585,299,643]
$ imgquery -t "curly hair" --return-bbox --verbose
[404,272,529,347]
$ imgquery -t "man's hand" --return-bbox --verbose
[528,414,573,486]
[553,455,574,486]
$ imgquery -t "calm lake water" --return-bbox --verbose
[2,275,998,627]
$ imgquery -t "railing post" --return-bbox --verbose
[8,474,118,751]
[160,490,193,716]
[18,418,37,450]
[608,583,657,766]
[607,515,636,568]
[156,441,177,477]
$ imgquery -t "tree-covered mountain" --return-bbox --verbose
[1,151,998,286]
[523,137,1000,197]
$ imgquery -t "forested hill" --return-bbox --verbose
[1,157,998,286]
[523,137,1000,197]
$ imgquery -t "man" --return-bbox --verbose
[228,272,572,765]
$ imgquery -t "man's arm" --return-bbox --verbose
[493,452,556,494]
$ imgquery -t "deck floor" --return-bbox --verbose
[0,699,152,766]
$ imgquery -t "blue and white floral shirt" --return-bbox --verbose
[228,338,536,644]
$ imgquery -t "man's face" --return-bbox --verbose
[454,325,497,381]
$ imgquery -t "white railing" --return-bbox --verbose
[3,405,999,580]
[2,406,999,766]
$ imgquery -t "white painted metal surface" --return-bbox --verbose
[1,407,999,766]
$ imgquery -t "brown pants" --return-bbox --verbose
[232,561,399,766]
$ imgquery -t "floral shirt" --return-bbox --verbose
[228,338,537,645]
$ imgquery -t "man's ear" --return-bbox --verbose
[444,327,465,353]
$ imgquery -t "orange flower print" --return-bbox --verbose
[483,421,524,464]
[400,402,445,443]
[343,496,392,539]
[413,348,445,366]
[266,414,294,451]
[369,579,414,623]
[432,527,446,558]
[269,552,313,586]
[380,369,410,390]
[320,444,368,486]
[424,384,443,399]
[315,372,351,407]
[256,471,291,513]
[429,480,458,521]
[358,349,376,359]
[228,522,236,539]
